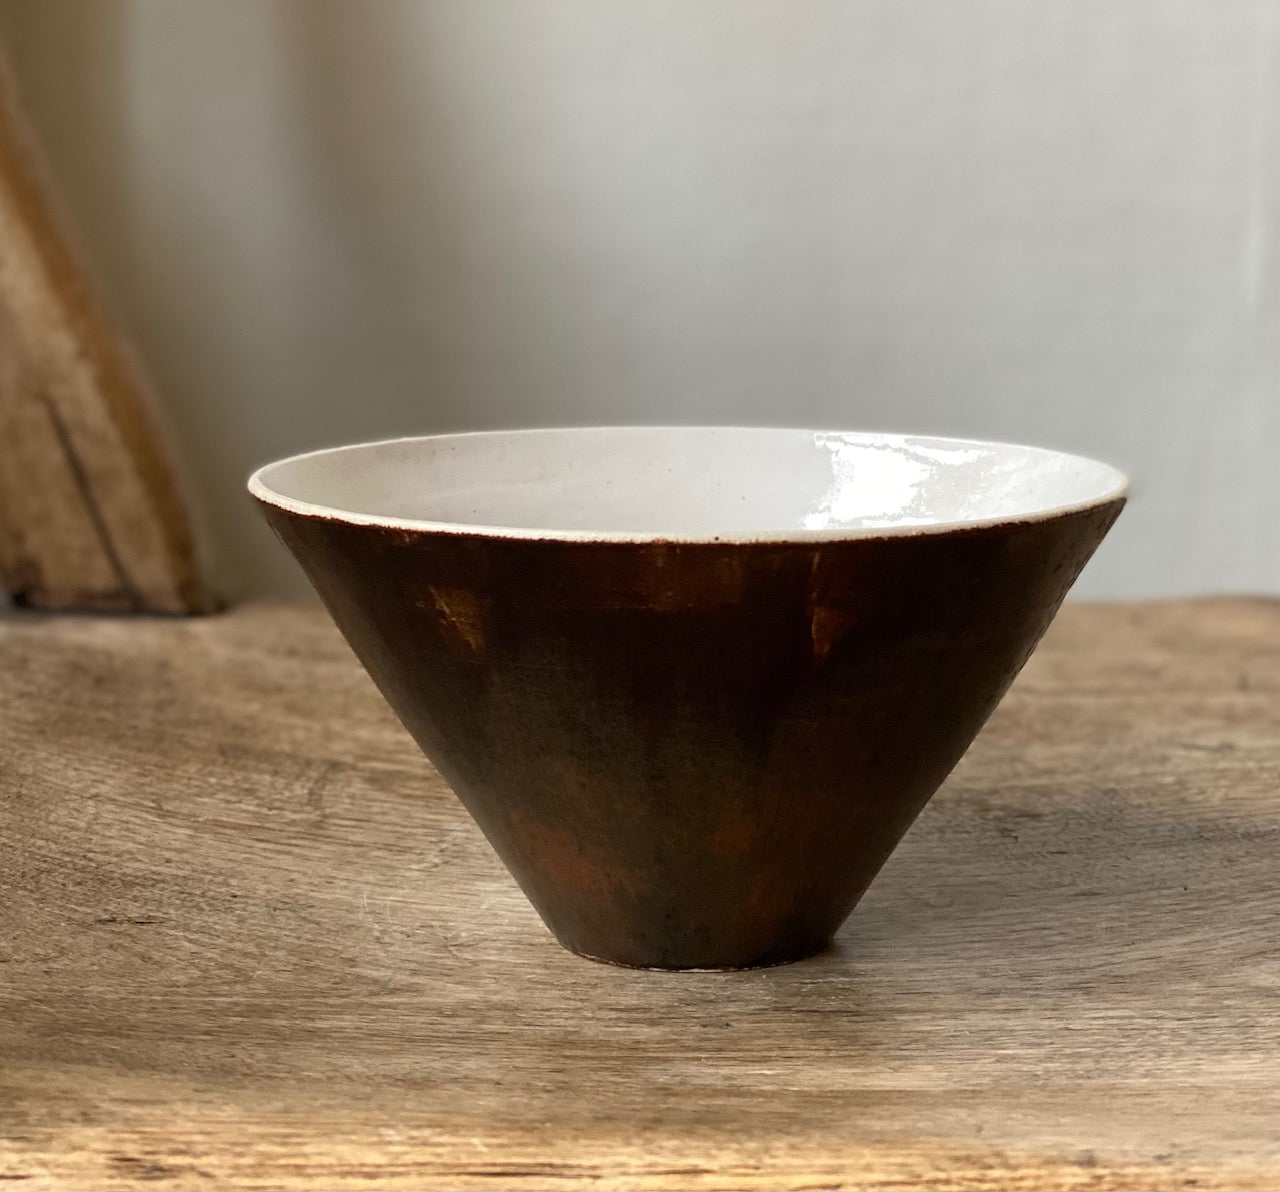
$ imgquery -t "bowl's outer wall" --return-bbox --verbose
[258,499,1124,969]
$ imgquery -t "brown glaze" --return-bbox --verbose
[257,499,1124,969]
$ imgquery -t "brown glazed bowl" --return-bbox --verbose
[249,428,1127,970]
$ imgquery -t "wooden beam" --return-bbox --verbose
[0,47,214,612]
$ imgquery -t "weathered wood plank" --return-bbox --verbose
[0,48,212,612]
[1,599,1278,1189]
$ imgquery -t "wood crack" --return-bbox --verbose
[37,391,142,611]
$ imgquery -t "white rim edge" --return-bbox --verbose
[246,427,1131,544]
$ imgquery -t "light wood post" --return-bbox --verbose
[0,47,214,612]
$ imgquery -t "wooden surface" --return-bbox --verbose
[2,598,1278,1190]
[0,49,212,613]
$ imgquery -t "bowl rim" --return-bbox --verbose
[247,426,1130,544]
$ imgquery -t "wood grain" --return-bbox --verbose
[1,598,1278,1189]
[0,48,212,612]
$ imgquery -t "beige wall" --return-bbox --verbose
[1,0,1277,598]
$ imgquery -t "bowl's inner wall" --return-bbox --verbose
[253,428,1126,537]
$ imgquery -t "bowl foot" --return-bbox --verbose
[554,936,834,972]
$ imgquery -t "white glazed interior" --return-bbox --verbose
[248,428,1128,542]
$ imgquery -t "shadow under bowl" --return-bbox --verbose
[249,427,1127,970]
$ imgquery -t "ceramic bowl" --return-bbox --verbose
[249,428,1127,970]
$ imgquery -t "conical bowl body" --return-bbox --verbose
[251,428,1126,969]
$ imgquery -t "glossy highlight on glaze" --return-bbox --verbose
[251,428,1127,969]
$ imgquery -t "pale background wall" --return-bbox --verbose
[0,0,1276,599]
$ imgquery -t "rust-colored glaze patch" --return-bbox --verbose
[808,602,859,664]
[709,806,757,859]
[258,498,1125,969]
[508,819,620,907]
[422,584,486,659]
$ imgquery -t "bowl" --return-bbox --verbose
[249,428,1127,970]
